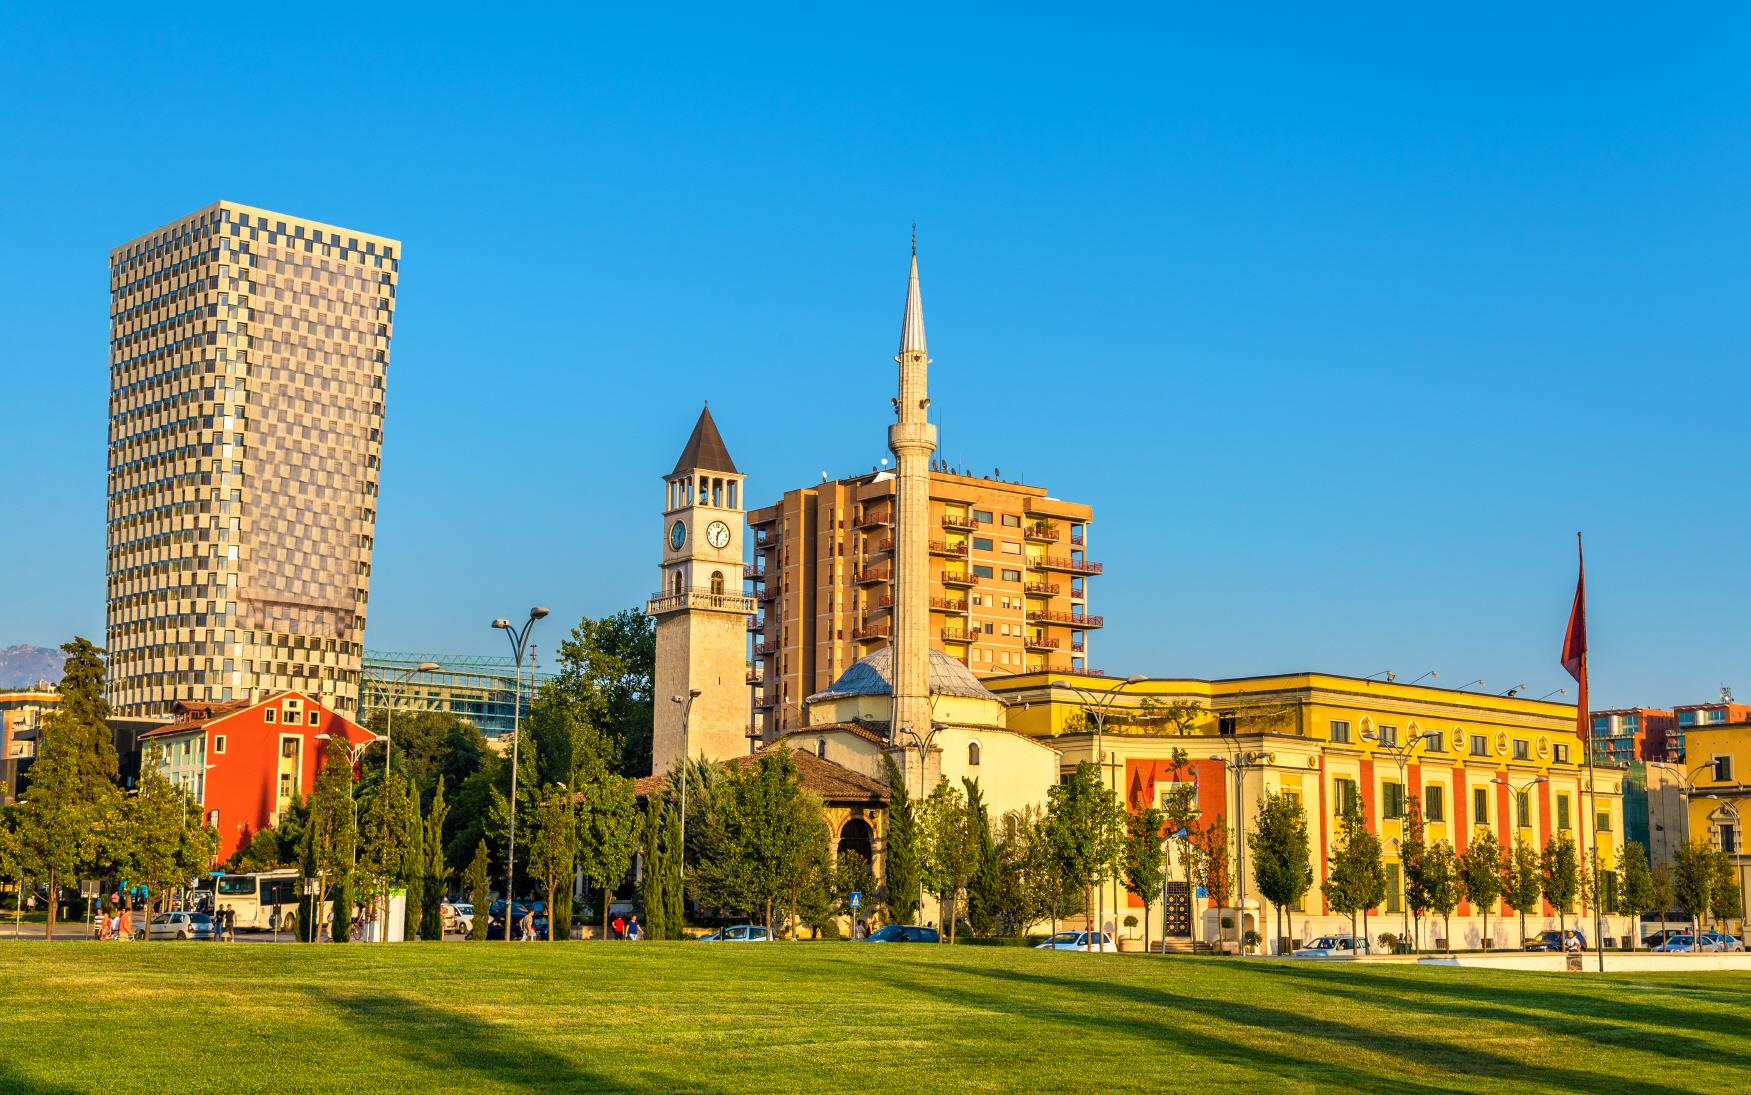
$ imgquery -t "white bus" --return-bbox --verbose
[201,869,302,931]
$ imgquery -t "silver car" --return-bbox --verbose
[143,911,218,940]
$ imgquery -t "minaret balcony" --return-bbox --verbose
[1028,609,1104,628]
[930,597,968,613]
[941,569,975,587]
[941,514,979,532]
[1023,581,1060,598]
[928,539,968,557]
[855,509,893,529]
[1023,522,1060,543]
[853,567,891,586]
[1034,555,1103,575]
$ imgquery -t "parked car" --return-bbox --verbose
[141,911,218,941]
[1642,929,1688,949]
[697,925,772,942]
[864,925,940,944]
[1652,932,1744,953]
[1523,929,1587,952]
[441,902,475,936]
[1293,935,1362,958]
[1035,930,1117,953]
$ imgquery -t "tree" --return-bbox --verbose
[228,828,288,873]
[1043,761,1126,950]
[1322,800,1384,952]
[881,755,922,923]
[16,638,123,938]
[464,838,492,940]
[310,735,360,942]
[116,760,201,937]
[362,708,473,792]
[963,780,1001,937]
[1122,804,1167,954]
[638,796,668,942]
[358,772,418,940]
[574,769,642,937]
[1158,773,1200,942]
[527,783,579,941]
[1500,837,1542,946]
[922,778,976,943]
[1709,845,1743,930]
[1248,791,1312,955]
[662,805,684,938]
[832,849,878,921]
[1614,841,1656,949]
[1540,832,1581,943]
[1399,802,1430,952]
[549,609,657,776]
[1425,841,1461,951]
[420,777,451,940]
[1456,829,1504,949]
[1672,841,1713,938]
[403,774,426,942]
[1192,816,1233,948]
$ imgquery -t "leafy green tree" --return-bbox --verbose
[116,760,202,937]
[1501,837,1543,947]
[527,783,579,941]
[362,709,474,792]
[990,807,1050,938]
[228,827,287,873]
[1322,800,1382,951]
[1043,761,1126,949]
[1456,829,1504,948]
[1425,841,1461,951]
[1614,841,1656,949]
[358,772,418,939]
[1193,815,1234,947]
[1158,776,1200,940]
[465,838,491,940]
[1709,845,1742,929]
[832,849,878,920]
[963,780,1001,937]
[1540,832,1581,943]
[549,609,657,776]
[922,778,976,942]
[420,777,450,940]
[638,796,668,941]
[692,750,828,935]
[1399,802,1431,952]
[880,755,922,923]
[663,804,685,937]
[1672,840,1713,938]
[1248,790,1312,954]
[1122,804,1167,953]
[575,768,642,937]
[442,754,505,872]
[310,735,360,941]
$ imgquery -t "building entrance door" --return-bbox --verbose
[1164,882,1191,937]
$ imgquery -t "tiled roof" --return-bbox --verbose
[138,698,253,739]
[670,404,738,476]
[635,745,889,803]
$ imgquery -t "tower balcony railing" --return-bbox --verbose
[1034,555,1103,574]
[853,567,891,585]
[941,569,975,586]
[1023,581,1060,598]
[856,509,893,529]
[1027,609,1104,628]
[941,627,974,642]
[1025,636,1061,651]
[929,539,969,556]
[941,514,980,531]
[1023,522,1059,542]
[930,596,968,613]
[647,590,758,616]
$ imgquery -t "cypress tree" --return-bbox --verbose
[663,806,685,938]
[465,838,492,940]
[420,778,450,940]
[881,755,921,924]
[403,774,425,941]
[640,797,667,941]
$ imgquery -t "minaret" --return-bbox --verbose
[888,240,937,743]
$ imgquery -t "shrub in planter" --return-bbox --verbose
[1242,930,1262,953]
[1377,932,1398,953]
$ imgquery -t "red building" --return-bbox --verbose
[1590,707,1677,763]
[140,690,374,860]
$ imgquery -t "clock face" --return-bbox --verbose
[669,521,686,551]
[706,520,732,549]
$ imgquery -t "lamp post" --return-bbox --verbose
[1052,675,1147,951]
[892,722,947,925]
[1363,724,1441,949]
[492,607,548,942]
[1211,746,1273,953]
[381,661,440,777]
[1489,773,1549,949]
[671,689,702,879]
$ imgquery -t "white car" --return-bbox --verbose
[1035,930,1117,952]
[442,902,474,936]
[1293,935,1362,958]
[698,925,772,942]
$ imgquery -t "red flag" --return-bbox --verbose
[1561,534,1589,741]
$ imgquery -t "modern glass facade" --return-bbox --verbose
[360,652,545,740]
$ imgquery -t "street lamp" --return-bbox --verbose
[671,688,702,880]
[1052,675,1148,950]
[892,721,949,925]
[492,606,548,942]
[1210,747,1273,953]
[381,661,440,777]
[1364,724,1442,949]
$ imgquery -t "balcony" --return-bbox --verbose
[743,564,765,581]
[1023,581,1060,598]
[930,596,968,613]
[856,509,893,529]
[745,670,764,685]
[1070,531,1085,547]
[746,615,764,631]
[753,640,779,656]
[867,595,893,615]
[1023,521,1059,543]
[941,627,974,642]
[1034,555,1103,574]
[941,569,975,586]
[867,537,894,555]
[851,623,890,641]
[1026,636,1061,651]
[756,587,778,603]
[1071,640,1086,654]
[646,590,757,616]
[1027,609,1104,628]
[853,567,891,585]
[929,539,969,556]
[941,514,979,532]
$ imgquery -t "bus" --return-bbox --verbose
[199,869,302,931]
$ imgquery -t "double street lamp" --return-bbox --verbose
[1488,773,1548,950]
[1210,745,1273,953]
[1365,724,1442,948]
[492,607,548,942]
[671,688,702,879]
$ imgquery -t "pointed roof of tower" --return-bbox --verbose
[670,404,739,476]
[898,238,927,357]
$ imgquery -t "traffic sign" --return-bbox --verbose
[849,891,863,911]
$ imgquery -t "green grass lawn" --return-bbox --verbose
[0,942,1745,1093]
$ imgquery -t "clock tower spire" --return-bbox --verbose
[648,404,754,773]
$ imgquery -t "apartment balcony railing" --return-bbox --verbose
[856,509,893,529]
[756,587,778,602]
[941,514,980,532]
[1023,522,1059,542]
[853,568,891,585]
[929,539,969,556]
[646,590,757,615]
[1071,640,1086,653]
[746,615,764,631]
[867,595,893,613]
[1025,636,1061,651]
[1069,531,1085,547]
[851,623,890,641]
[1069,586,1087,599]
[930,597,968,613]
[1035,555,1103,574]
[941,569,975,586]
[1023,581,1060,597]
[1027,610,1105,628]
[867,538,894,555]
[743,564,765,581]
[745,671,764,685]
[753,641,780,656]
[941,627,974,642]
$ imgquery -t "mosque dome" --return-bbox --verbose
[809,646,1001,705]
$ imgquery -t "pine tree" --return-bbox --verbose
[420,778,450,940]
[465,838,492,940]
[1248,790,1312,954]
[1456,829,1504,948]
[1502,837,1542,946]
[403,774,425,942]
[881,754,921,923]
[311,736,359,942]
[639,797,667,942]
[1614,841,1656,950]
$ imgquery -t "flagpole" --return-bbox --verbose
[1576,532,1606,973]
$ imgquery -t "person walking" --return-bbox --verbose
[118,906,134,942]
[519,906,535,942]
[612,914,626,941]
[627,915,642,941]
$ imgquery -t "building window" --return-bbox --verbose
[213,735,226,755]
[974,510,994,523]
[1513,739,1530,760]
[1597,811,1612,834]
[1329,720,1352,744]
[1424,785,1444,822]
[710,571,725,595]
[1556,796,1571,830]
[308,711,320,726]
[1554,743,1570,763]
[1470,734,1488,757]
[816,738,827,759]
[1000,569,1020,582]
[972,537,993,551]
[1386,864,1402,913]
[1333,778,1359,817]
[1714,755,1734,782]
[1600,870,1619,910]
[1001,514,1021,527]
[1377,725,1399,748]
[973,565,994,579]
[282,739,298,758]
[968,741,981,766]
[1382,782,1405,820]
[1472,787,1488,825]
[264,708,276,724]
[1516,791,1531,829]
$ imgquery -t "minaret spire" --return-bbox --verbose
[888,239,938,752]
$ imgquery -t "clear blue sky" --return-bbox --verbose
[3,5,1746,708]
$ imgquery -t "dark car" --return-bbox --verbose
[486,902,550,940]
[1523,929,1586,952]
[1642,928,1687,949]
[865,924,940,944]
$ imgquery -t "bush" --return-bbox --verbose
[958,935,1036,947]
[1377,933,1398,953]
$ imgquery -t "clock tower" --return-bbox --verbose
[647,405,754,774]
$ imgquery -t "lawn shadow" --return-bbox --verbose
[938,960,1709,1095]
[0,1064,95,1095]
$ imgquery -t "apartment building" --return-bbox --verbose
[1590,707,1677,764]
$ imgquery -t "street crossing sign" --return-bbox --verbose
[849,891,863,911]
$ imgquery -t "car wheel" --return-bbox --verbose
[177,930,188,940]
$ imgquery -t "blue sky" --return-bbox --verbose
[3,5,1746,708]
